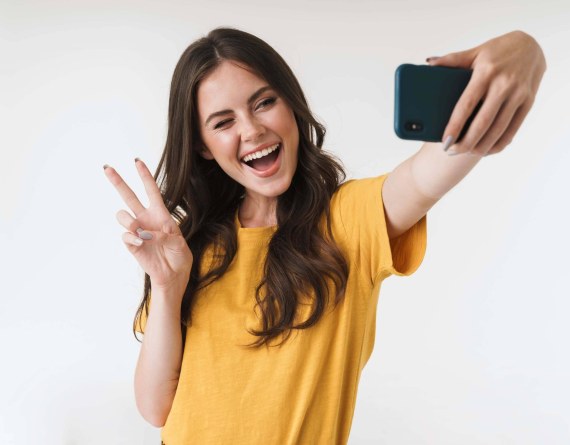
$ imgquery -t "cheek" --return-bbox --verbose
[274,108,298,138]
[208,133,240,157]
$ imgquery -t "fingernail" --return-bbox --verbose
[426,56,440,63]
[135,157,141,163]
[133,238,143,246]
[136,228,153,240]
[442,135,455,152]
[103,164,110,170]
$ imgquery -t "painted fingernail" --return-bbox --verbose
[442,135,455,152]
[133,238,143,246]
[136,228,153,240]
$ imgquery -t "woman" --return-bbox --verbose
[103,27,545,444]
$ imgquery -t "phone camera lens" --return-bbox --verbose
[405,121,423,132]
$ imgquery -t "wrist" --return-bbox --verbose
[151,275,190,302]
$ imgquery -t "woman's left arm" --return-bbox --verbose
[383,30,547,240]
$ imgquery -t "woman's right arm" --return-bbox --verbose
[134,280,187,427]
[103,158,194,427]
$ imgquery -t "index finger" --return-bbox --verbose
[103,164,146,216]
[442,71,487,151]
[134,158,166,209]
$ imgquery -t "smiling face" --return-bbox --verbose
[197,60,299,208]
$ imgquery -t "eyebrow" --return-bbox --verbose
[204,86,274,127]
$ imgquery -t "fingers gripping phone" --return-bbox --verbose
[394,64,483,142]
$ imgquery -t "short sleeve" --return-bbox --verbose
[336,174,427,285]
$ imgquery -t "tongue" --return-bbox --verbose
[249,149,279,171]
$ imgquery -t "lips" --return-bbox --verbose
[241,143,283,178]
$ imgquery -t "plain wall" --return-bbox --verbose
[1,0,568,444]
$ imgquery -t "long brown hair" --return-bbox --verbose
[134,27,349,348]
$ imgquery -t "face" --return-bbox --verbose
[197,60,299,203]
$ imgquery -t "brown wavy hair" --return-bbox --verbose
[134,27,349,349]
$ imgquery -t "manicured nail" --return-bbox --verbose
[442,135,455,152]
[133,238,143,246]
[136,228,153,240]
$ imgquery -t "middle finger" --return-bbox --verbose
[134,158,166,209]
[470,96,518,156]
[454,84,505,153]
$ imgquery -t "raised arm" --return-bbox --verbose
[103,159,193,426]
[383,143,481,239]
[382,30,546,239]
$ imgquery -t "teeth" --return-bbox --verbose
[242,143,280,163]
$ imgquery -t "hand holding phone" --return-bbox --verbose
[394,64,482,143]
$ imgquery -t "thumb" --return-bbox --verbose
[426,46,479,69]
[136,228,154,240]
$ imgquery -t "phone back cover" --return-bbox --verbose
[394,64,474,142]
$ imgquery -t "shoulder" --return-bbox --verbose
[327,174,389,239]
[330,175,388,209]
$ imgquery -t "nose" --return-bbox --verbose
[240,114,266,143]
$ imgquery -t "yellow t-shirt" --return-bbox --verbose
[137,174,427,445]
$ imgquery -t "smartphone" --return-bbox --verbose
[394,64,482,142]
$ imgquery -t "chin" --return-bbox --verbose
[250,175,294,198]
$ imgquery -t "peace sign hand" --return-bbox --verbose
[104,158,193,292]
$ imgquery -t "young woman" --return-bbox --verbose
[103,28,545,444]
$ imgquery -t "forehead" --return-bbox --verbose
[197,61,267,116]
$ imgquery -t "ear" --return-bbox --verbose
[199,145,215,160]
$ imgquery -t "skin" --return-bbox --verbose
[197,60,300,228]
[103,158,193,290]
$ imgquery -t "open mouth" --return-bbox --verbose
[241,143,281,172]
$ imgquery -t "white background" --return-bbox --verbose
[1,0,569,444]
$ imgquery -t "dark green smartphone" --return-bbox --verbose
[394,64,482,142]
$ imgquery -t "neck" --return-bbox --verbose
[238,194,278,228]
